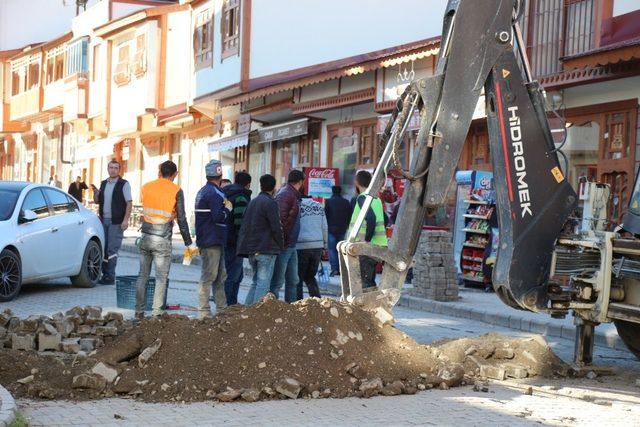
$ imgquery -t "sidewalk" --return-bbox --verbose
[323,279,623,351]
[119,231,623,352]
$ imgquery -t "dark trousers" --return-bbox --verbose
[296,248,323,300]
[360,256,377,288]
[328,232,344,272]
[223,246,244,305]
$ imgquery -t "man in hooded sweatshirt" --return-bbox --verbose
[222,172,252,305]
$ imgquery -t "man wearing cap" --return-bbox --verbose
[194,160,231,318]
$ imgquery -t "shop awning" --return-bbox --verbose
[206,133,250,153]
[256,118,308,144]
[75,137,121,161]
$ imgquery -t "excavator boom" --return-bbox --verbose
[338,0,577,320]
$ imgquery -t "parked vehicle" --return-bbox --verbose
[0,181,105,301]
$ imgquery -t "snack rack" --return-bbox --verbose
[460,188,495,287]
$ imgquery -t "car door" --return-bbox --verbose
[16,188,58,279]
[43,188,84,274]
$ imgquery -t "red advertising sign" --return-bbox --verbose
[304,167,339,199]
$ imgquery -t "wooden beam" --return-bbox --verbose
[240,0,252,91]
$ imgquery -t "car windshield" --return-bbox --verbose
[0,189,20,221]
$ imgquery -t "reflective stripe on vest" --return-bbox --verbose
[349,196,388,246]
[141,178,180,225]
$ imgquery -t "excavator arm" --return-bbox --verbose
[338,0,577,321]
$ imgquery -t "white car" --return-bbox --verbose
[0,181,105,301]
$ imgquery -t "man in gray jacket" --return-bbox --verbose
[296,194,328,299]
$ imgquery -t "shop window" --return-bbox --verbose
[356,123,380,170]
[602,171,629,225]
[114,44,131,86]
[194,9,213,70]
[234,145,248,172]
[221,0,240,59]
[273,139,300,188]
[563,121,599,191]
[298,127,320,168]
[132,34,147,78]
[328,126,358,196]
[248,141,268,195]
[603,112,631,160]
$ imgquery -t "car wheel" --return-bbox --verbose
[0,249,22,302]
[71,240,102,288]
[614,319,640,361]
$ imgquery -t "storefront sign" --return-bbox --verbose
[304,167,339,199]
[207,133,249,153]
[257,119,308,144]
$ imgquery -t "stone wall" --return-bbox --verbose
[411,230,459,302]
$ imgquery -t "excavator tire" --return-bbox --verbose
[614,319,640,360]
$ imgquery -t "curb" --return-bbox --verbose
[324,283,625,351]
[0,384,17,427]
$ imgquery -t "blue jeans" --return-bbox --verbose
[328,232,344,272]
[224,247,244,305]
[270,247,299,303]
[244,254,277,305]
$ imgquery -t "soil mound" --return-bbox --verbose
[2,296,463,402]
[0,297,570,403]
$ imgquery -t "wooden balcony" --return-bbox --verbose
[9,88,41,121]
[1,102,28,133]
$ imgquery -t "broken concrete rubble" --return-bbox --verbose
[275,378,302,399]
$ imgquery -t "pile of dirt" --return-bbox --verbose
[1,296,464,402]
[433,334,570,380]
[0,296,570,403]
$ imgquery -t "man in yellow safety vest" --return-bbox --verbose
[348,170,388,288]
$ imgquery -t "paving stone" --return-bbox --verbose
[11,333,36,351]
[79,338,97,352]
[72,373,106,391]
[91,362,119,383]
[479,365,506,380]
[275,378,302,399]
[37,332,61,352]
[61,337,81,353]
[94,326,118,336]
[54,319,75,337]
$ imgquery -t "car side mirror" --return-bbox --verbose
[19,209,38,224]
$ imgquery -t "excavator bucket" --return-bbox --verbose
[484,53,577,312]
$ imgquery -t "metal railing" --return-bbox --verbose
[65,37,89,78]
[519,0,597,79]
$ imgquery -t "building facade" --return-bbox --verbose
[1,0,640,225]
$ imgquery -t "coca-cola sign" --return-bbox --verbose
[304,167,339,199]
[307,168,336,179]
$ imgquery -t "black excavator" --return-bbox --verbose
[338,0,640,366]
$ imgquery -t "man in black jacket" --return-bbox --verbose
[237,174,284,305]
[324,185,351,276]
[222,172,252,305]
[92,160,132,285]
